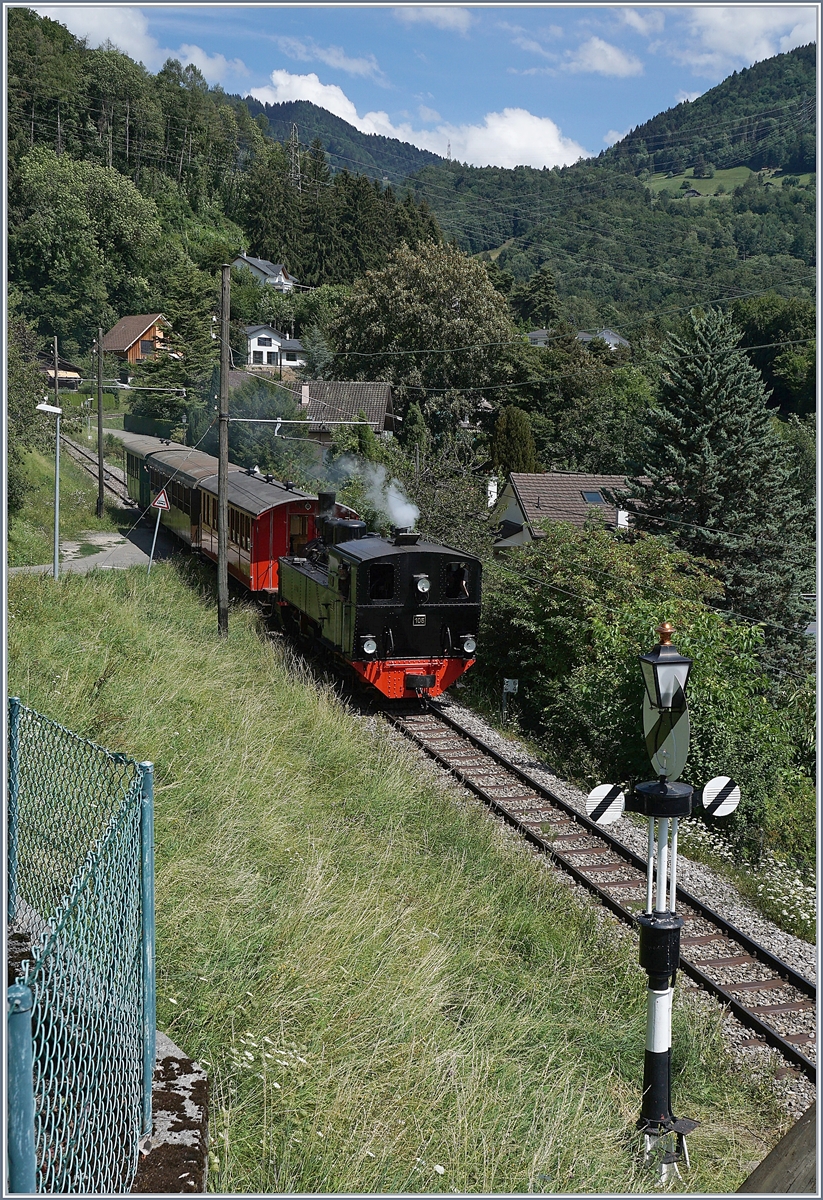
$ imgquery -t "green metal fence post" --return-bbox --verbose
[8,697,22,920]
[7,983,37,1194]
[139,762,156,1139]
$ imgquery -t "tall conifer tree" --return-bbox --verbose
[492,406,539,474]
[624,308,812,663]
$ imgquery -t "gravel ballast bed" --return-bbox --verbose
[436,698,816,984]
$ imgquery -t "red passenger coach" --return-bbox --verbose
[198,470,356,593]
[198,472,316,592]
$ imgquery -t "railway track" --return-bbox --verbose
[61,435,132,504]
[385,700,816,1084]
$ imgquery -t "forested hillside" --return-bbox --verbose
[244,96,444,180]
[237,46,816,333]
[6,7,440,358]
[601,44,816,177]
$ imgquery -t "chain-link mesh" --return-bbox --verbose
[8,703,147,1194]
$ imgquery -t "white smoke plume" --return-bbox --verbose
[330,455,420,530]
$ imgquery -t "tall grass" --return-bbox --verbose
[8,562,789,1193]
[7,447,125,567]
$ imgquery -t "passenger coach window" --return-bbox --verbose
[444,562,471,599]
[369,563,395,600]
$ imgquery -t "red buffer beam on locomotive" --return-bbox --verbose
[277,493,482,701]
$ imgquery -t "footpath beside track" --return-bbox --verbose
[384,701,816,1084]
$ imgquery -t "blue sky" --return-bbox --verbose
[34,4,818,167]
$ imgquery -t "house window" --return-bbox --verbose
[285,351,297,362]
[257,337,272,347]
[140,340,154,357]
[267,352,277,365]
[582,491,604,504]
[252,351,263,364]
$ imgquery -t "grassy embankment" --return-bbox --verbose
[8,560,791,1194]
[7,446,127,568]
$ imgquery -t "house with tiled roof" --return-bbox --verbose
[101,314,172,364]
[298,381,395,446]
[494,471,632,549]
[232,254,297,292]
[37,351,82,390]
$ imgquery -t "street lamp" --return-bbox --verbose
[638,622,692,711]
[36,401,63,579]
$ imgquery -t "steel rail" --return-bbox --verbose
[61,436,130,503]
[386,701,815,1083]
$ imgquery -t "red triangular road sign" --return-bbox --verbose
[152,488,170,510]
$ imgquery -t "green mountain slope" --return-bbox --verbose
[601,44,816,177]
[242,96,445,181]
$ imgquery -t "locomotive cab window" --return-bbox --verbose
[444,562,471,600]
[369,562,395,601]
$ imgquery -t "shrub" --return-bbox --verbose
[470,524,814,867]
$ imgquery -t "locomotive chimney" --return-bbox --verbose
[393,527,420,546]
[317,491,336,519]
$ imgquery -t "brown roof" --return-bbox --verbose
[302,382,394,434]
[102,314,167,353]
[509,471,631,532]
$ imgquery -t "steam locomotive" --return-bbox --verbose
[121,433,481,700]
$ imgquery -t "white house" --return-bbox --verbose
[244,325,306,370]
[233,254,298,292]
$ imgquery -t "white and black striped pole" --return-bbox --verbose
[588,626,742,1181]
[632,623,697,1178]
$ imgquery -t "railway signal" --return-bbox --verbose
[501,677,518,724]
[587,622,742,1182]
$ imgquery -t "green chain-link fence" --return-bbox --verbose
[7,698,155,1194]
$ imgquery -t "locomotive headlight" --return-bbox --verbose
[462,636,477,655]
[415,574,431,595]
[362,636,378,656]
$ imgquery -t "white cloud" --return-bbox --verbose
[668,6,817,75]
[603,128,630,146]
[251,71,589,169]
[418,104,442,123]
[35,5,162,66]
[512,35,556,61]
[620,8,665,37]
[34,5,249,84]
[274,36,385,82]
[178,44,248,83]
[564,36,644,77]
[393,6,473,35]
[676,89,702,104]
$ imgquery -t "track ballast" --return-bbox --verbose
[385,700,816,1084]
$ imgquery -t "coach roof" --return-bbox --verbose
[199,471,317,517]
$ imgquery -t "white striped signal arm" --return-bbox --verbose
[586,784,625,825]
[701,776,740,817]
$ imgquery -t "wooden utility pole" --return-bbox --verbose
[96,327,104,518]
[217,264,230,636]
